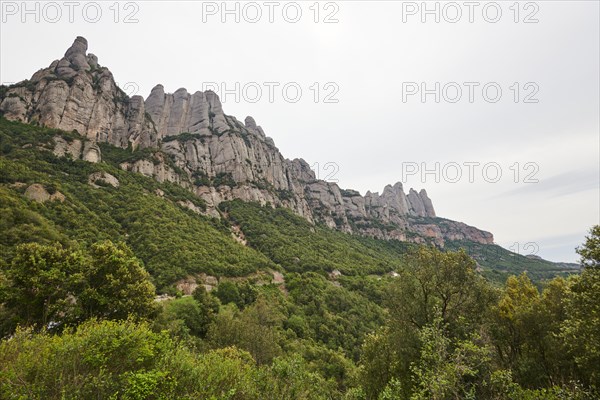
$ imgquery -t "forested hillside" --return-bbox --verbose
[0,117,598,399]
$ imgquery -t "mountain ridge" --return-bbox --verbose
[0,36,493,246]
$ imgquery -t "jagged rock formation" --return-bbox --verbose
[0,36,156,149]
[0,37,494,246]
[145,85,233,139]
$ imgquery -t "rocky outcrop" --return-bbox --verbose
[175,277,199,296]
[88,172,119,188]
[305,180,350,231]
[145,85,231,138]
[83,142,102,163]
[24,184,65,203]
[420,189,436,217]
[119,152,184,186]
[407,188,427,217]
[52,136,82,159]
[364,183,413,224]
[53,136,101,162]
[2,36,494,247]
[178,200,204,215]
[0,37,156,149]
[436,220,494,244]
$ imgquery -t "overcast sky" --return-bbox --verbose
[1,1,598,262]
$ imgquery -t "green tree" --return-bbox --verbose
[191,285,220,336]
[386,247,493,336]
[490,274,540,376]
[489,273,579,387]
[359,328,399,400]
[214,280,242,306]
[80,240,156,321]
[258,354,340,399]
[213,280,258,309]
[537,277,576,385]
[154,296,207,339]
[559,226,600,387]
[1,242,87,333]
[0,241,156,335]
[0,319,177,399]
[410,316,493,400]
[561,272,600,386]
[367,247,494,398]
[208,296,284,365]
[576,225,600,267]
[154,287,220,340]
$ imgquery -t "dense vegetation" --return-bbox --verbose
[220,199,414,276]
[0,118,597,399]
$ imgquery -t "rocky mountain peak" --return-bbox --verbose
[0,36,493,246]
[64,36,88,60]
[53,36,99,79]
[1,36,156,149]
[245,116,258,129]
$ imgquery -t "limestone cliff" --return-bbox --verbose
[0,37,158,150]
[0,37,493,246]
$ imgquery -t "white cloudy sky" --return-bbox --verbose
[1,1,598,262]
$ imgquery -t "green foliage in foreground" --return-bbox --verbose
[0,319,338,400]
[2,235,598,399]
[358,229,600,399]
[0,241,155,335]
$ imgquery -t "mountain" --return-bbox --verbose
[0,114,420,290]
[0,36,494,248]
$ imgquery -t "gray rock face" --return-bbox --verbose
[64,36,90,71]
[52,136,101,163]
[407,188,426,217]
[288,159,316,183]
[88,172,119,188]
[24,184,65,203]
[120,153,185,186]
[305,181,350,231]
[382,182,411,216]
[83,142,102,163]
[145,85,232,139]
[245,116,266,140]
[420,189,436,217]
[358,182,433,225]
[24,184,51,203]
[53,137,83,159]
[3,37,493,247]
[0,37,156,149]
